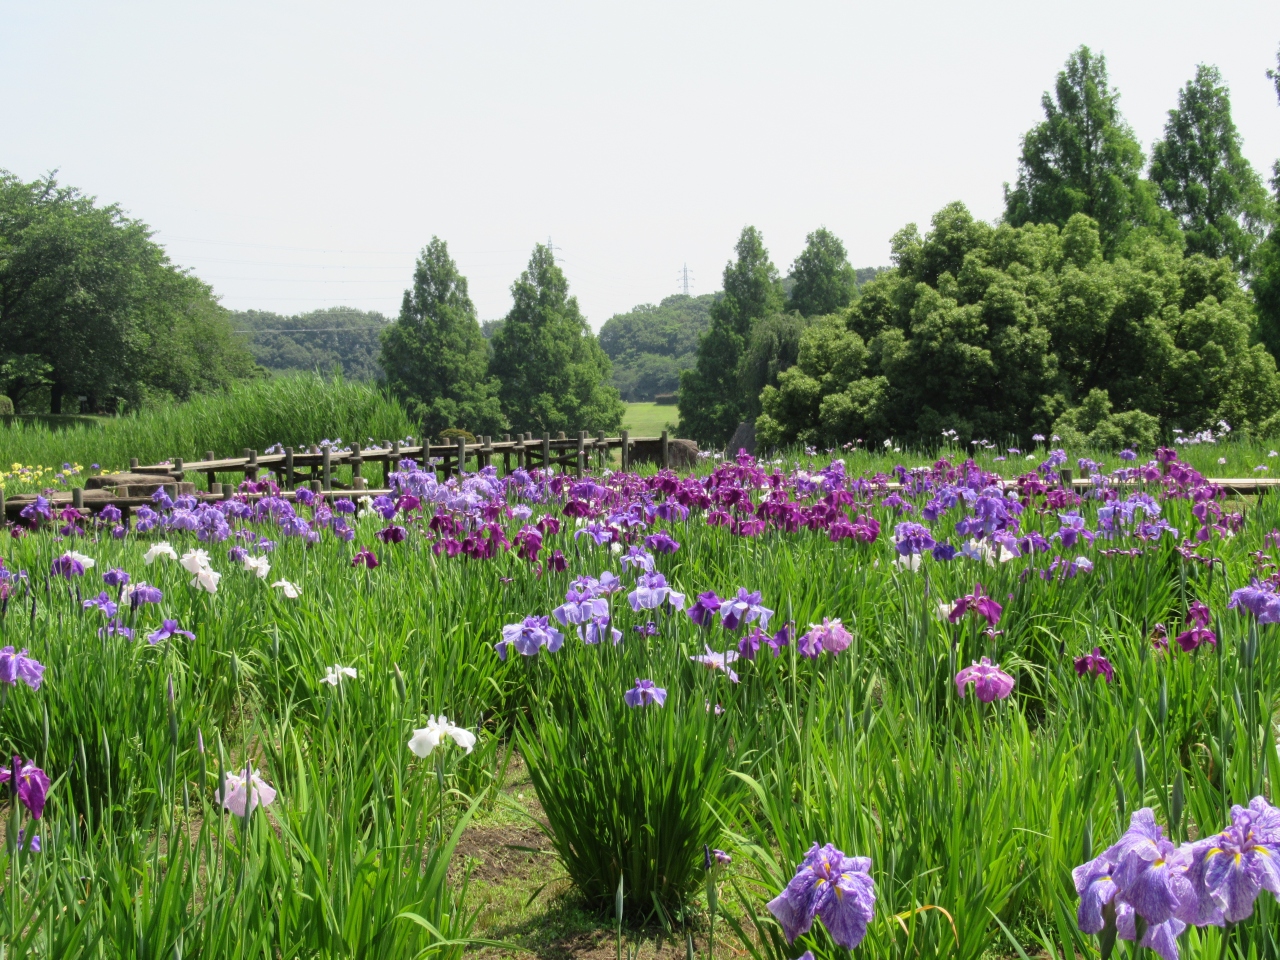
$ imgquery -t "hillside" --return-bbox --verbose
[230,306,390,381]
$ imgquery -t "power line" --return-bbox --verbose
[232,327,388,334]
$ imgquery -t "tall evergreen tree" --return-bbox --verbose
[788,227,857,317]
[1252,46,1280,358]
[678,227,783,445]
[1150,64,1268,271]
[379,237,505,440]
[488,244,624,435]
[1004,47,1152,253]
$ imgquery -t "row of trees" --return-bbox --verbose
[679,45,1280,448]
[231,307,388,381]
[378,240,624,439]
[1,172,257,414]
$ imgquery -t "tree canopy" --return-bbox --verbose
[232,306,388,381]
[1149,64,1268,272]
[489,244,624,435]
[757,202,1280,448]
[787,227,857,317]
[379,237,505,440]
[0,170,256,413]
[597,294,713,402]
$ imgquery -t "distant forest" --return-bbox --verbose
[230,307,389,381]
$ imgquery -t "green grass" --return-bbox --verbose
[622,402,678,438]
[0,373,413,494]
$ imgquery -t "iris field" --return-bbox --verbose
[1,438,1279,959]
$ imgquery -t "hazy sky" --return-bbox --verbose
[3,1,1278,329]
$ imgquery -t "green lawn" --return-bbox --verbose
[621,401,678,438]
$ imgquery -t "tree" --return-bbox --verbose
[597,294,713,401]
[757,202,1280,448]
[1252,46,1280,358]
[1149,64,1268,271]
[488,244,624,435]
[379,237,505,440]
[787,228,857,317]
[0,170,254,412]
[235,306,389,381]
[678,227,783,444]
[1004,47,1155,253]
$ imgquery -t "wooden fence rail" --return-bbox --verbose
[1,430,677,522]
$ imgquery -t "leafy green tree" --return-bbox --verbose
[787,228,857,317]
[598,294,713,401]
[738,312,812,421]
[1149,64,1268,271]
[0,170,254,413]
[379,237,505,440]
[678,227,783,444]
[489,244,624,435]
[758,202,1280,448]
[234,307,389,381]
[1004,47,1158,253]
[1254,46,1280,359]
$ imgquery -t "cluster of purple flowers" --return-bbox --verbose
[1075,802,1280,960]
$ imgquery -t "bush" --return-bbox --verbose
[1051,388,1160,449]
[438,428,477,444]
[0,394,13,415]
[653,393,678,406]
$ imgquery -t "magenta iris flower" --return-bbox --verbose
[1182,797,1280,923]
[495,616,564,660]
[798,618,852,659]
[1073,647,1114,683]
[766,842,876,949]
[623,678,667,707]
[949,583,1002,625]
[376,525,407,544]
[147,620,196,645]
[644,531,680,554]
[1,758,51,819]
[955,657,1014,702]
[0,647,45,690]
[739,622,791,659]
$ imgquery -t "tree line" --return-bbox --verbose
[681,45,1280,448]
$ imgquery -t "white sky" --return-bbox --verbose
[3,1,1278,329]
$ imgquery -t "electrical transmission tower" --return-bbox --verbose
[678,263,694,296]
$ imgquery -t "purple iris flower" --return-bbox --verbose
[1,758,51,820]
[955,657,1014,702]
[766,842,876,949]
[1073,647,1114,683]
[1228,579,1280,623]
[376,525,407,544]
[351,547,380,568]
[1182,797,1280,923]
[553,597,609,626]
[147,619,196,645]
[644,531,680,554]
[893,522,935,556]
[495,616,564,660]
[628,573,685,612]
[740,622,791,659]
[333,498,357,514]
[633,621,658,636]
[82,592,118,618]
[687,591,723,627]
[124,582,164,608]
[623,678,667,707]
[931,542,957,561]
[718,588,773,631]
[50,554,86,578]
[19,495,53,524]
[102,568,130,588]
[98,619,134,640]
[1119,449,1137,461]
[371,495,397,520]
[0,647,45,690]
[295,487,316,506]
[949,583,1002,625]
[1103,809,1195,928]
[580,614,622,645]
[798,618,851,658]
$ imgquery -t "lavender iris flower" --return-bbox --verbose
[124,583,164,608]
[1227,579,1280,624]
[1104,809,1195,928]
[954,657,1014,702]
[893,522,935,556]
[1183,797,1280,923]
[50,554,86,578]
[620,546,656,574]
[147,620,196,645]
[623,678,667,707]
[0,647,45,690]
[627,573,685,612]
[580,614,622,645]
[553,597,608,626]
[690,645,739,682]
[719,587,773,631]
[82,592,118,618]
[798,618,852,658]
[98,620,134,640]
[495,616,564,660]
[644,531,680,554]
[766,842,876,949]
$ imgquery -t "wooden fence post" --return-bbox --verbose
[129,458,139,471]
[173,458,184,482]
[247,449,259,482]
[481,436,492,470]
[72,487,83,509]
[542,434,551,474]
[661,430,670,470]
[284,447,294,489]
[621,430,630,472]
[503,434,512,474]
[350,443,362,483]
[390,442,400,486]
[1060,467,1073,490]
[456,435,467,475]
[576,431,585,478]
[596,429,605,470]
[514,436,525,471]
[322,446,332,491]
[205,451,216,491]
[0,487,6,526]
